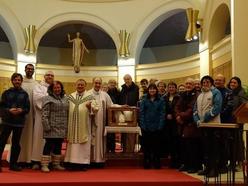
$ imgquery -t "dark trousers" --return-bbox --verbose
[142,130,161,168]
[202,129,221,173]
[121,133,136,153]
[182,137,202,170]
[0,125,23,167]
[43,138,64,155]
[169,135,180,167]
[106,133,115,152]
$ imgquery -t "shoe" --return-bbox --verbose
[154,164,161,169]
[153,159,161,169]
[220,167,228,174]
[144,162,151,169]
[187,169,198,174]
[9,164,22,171]
[143,159,151,169]
[197,169,207,175]
[178,165,188,171]
[169,162,180,169]
[41,165,50,172]
[207,169,218,177]
[144,165,151,169]
[80,167,88,171]
[32,163,40,170]
[235,164,242,172]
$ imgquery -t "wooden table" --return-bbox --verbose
[104,126,141,158]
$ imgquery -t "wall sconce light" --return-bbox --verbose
[119,30,130,57]
[24,25,36,54]
[185,8,202,41]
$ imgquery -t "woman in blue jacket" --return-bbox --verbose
[140,83,165,169]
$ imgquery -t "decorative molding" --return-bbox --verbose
[136,55,200,80]
[61,0,131,3]
[210,36,231,61]
[136,54,200,69]
[136,68,199,83]
[212,52,231,68]
[36,64,117,71]
[210,36,231,53]
[0,58,16,65]
[35,63,117,82]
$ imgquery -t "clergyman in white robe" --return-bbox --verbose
[88,89,113,163]
[31,80,50,162]
[64,91,97,164]
[18,76,38,163]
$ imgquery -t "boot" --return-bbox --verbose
[41,155,50,172]
[52,155,65,171]
[9,163,22,171]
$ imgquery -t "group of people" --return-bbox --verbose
[0,64,140,173]
[0,64,247,177]
[138,74,247,177]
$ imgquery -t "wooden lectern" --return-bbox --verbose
[105,106,140,158]
[199,122,239,185]
[233,102,248,123]
[233,102,248,185]
[107,106,138,127]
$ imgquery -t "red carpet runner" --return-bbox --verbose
[0,167,203,186]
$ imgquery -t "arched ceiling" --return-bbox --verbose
[39,24,116,49]
[144,11,193,47]
[0,10,231,50]
[0,11,194,50]
[0,26,8,42]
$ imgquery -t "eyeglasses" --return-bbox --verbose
[45,74,54,77]
[25,68,34,71]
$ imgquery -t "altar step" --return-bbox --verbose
[106,152,170,167]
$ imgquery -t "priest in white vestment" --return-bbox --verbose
[18,64,38,164]
[64,79,98,169]
[31,71,54,169]
[88,77,113,165]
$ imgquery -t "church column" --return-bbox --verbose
[231,0,248,151]
[117,58,135,88]
[16,53,37,76]
[231,0,248,85]
[199,44,212,78]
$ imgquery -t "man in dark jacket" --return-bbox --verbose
[0,73,30,172]
[175,78,201,173]
[120,74,139,106]
[106,79,120,152]
[119,74,139,152]
[214,74,234,173]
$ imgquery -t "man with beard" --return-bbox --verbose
[17,64,38,167]
[0,73,30,172]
